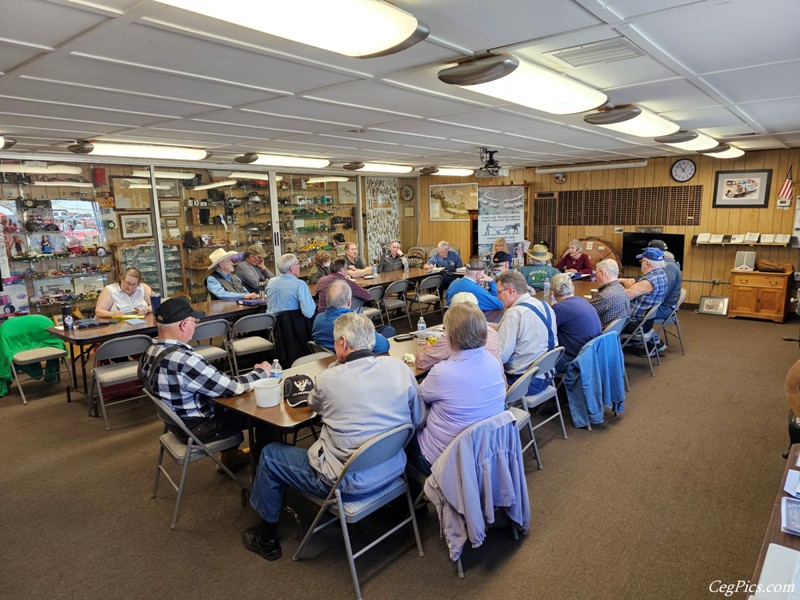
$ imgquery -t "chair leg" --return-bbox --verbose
[403,475,425,558]
[523,416,542,470]
[62,357,74,403]
[456,557,464,579]
[293,499,335,561]
[644,341,655,376]
[675,321,685,355]
[170,448,193,530]
[151,446,165,498]
[10,362,27,405]
[96,386,111,431]
[554,398,568,440]
[336,501,362,600]
[87,376,97,417]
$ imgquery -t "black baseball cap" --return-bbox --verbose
[155,297,205,324]
[492,251,512,265]
[648,239,668,251]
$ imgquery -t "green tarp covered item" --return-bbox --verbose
[0,315,67,397]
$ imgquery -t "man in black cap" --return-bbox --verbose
[139,297,272,448]
[648,239,682,324]
[491,250,513,278]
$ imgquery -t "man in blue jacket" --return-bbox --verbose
[445,258,503,312]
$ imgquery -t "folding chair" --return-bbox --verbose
[521,347,568,468]
[307,340,333,355]
[292,424,424,600]
[603,316,630,390]
[350,296,365,311]
[654,288,687,355]
[190,318,232,372]
[406,275,443,317]
[226,313,275,376]
[292,352,335,367]
[361,286,385,327]
[146,390,246,530]
[383,280,412,329]
[504,363,541,468]
[620,304,662,377]
[87,334,153,430]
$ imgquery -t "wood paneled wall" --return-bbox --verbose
[417,149,800,304]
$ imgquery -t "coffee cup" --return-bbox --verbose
[252,378,281,408]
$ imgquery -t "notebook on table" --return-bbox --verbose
[75,319,110,329]
[238,299,267,306]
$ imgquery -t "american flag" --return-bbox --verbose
[779,165,794,200]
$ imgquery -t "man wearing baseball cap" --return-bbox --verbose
[619,247,668,354]
[444,258,503,312]
[648,239,682,325]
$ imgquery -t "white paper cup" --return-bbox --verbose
[252,378,282,408]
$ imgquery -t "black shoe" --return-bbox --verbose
[242,526,282,561]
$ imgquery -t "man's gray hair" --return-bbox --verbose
[496,269,528,295]
[551,273,574,298]
[646,259,665,269]
[333,312,375,352]
[437,240,449,250]
[596,258,619,278]
[444,303,487,352]
[327,279,352,309]
[277,253,298,274]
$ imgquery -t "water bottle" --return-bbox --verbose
[62,303,73,331]
[403,256,409,272]
[271,359,283,379]
[543,279,551,305]
[372,264,378,276]
[258,277,267,300]
[416,315,426,345]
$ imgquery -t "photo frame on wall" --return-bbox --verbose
[160,200,181,216]
[698,295,729,316]
[119,213,153,239]
[712,169,772,208]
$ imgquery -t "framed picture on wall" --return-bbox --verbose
[160,200,181,216]
[712,169,772,208]
[119,213,153,239]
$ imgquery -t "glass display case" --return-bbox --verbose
[116,240,185,297]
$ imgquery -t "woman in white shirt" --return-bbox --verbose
[95,267,153,318]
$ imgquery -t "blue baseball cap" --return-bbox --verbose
[635,247,665,262]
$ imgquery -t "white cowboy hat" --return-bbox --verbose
[207,248,238,270]
[526,244,553,262]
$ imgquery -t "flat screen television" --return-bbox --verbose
[621,232,684,269]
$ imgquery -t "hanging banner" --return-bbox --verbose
[478,185,525,263]
[365,177,399,266]
[429,183,477,222]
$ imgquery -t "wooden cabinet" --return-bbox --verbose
[728,270,792,323]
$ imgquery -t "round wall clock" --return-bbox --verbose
[671,159,696,182]
[400,185,414,202]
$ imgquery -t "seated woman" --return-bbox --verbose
[555,239,593,274]
[95,267,153,318]
[492,236,510,256]
[307,250,331,285]
[407,302,506,476]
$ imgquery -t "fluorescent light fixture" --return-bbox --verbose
[228,171,283,182]
[131,169,197,180]
[654,130,718,152]
[583,105,679,137]
[697,145,745,159]
[154,0,429,58]
[32,181,94,188]
[343,162,413,174]
[127,183,172,190]
[0,163,83,175]
[419,167,474,177]
[438,54,607,115]
[1,136,16,150]
[535,161,648,174]
[306,176,351,184]
[235,153,330,169]
[192,180,238,190]
[68,141,210,161]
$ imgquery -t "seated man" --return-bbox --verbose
[550,273,602,371]
[265,253,316,318]
[244,312,423,561]
[315,258,372,311]
[416,291,503,372]
[496,270,558,395]
[424,240,462,272]
[236,247,274,293]
[407,303,506,476]
[343,242,373,278]
[206,248,260,301]
[445,258,503,312]
[312,279,393,354]
[648,239,682,322]
[139,297,271,463]
[377,240,408,273]
[490,251,512,278]
[590,258,630,327]
[518,244,560,290]
[619,247,668,354]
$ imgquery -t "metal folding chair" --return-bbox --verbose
[406,275,443,317]
[361,286,385,327]
[654,288,687,355]
[226,313,275,375]
[620,304,662,377]
[504,363,541,468]
[383,280,412,329]
[307,340,333,355]
[190,318,232,372]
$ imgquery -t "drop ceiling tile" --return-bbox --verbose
[703,62,800,104]
[661,106,744,131]
[0,98,170,127]
[735,99,800,133]
[603,79,717,113]
[239,97,394,128]
[0,47,44,73]
[130,127,259,146]
[1,0,105,47]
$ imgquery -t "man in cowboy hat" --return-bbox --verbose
[236,243,274,293]
[518,244,560,290]
[205,248,260,301]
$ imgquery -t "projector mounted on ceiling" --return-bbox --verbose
[475,147,509,178]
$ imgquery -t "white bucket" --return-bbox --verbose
[252,377,282,408]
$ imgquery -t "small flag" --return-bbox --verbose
[779,165,794,200]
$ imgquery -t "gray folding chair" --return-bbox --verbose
[307,340,333,355]
[603,316,630,390]
[620,304,662,377]
[10,347,73,406]
[383,279,412,329]
[190,318,232,372]
[504,363,541,469]
[350,296,365,311]
[226,313,275,375]
[146,390,245,530]
[87,334,153,430]
[292,424,424,600]
[292,352,335,367]
[361,286,385,327]
[520,347,568,469]
[406,275,443,317]
[654,288,687,355]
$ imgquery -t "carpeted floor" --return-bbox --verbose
[1,309,797,600]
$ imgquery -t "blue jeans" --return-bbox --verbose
[249,442,331,523]
[377,325,397,337]
[405,434,432,476]
[506,371,550,395]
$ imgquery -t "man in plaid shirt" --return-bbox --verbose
[139,297,272,444]
[619,247,668,354]
[590,258,631,327]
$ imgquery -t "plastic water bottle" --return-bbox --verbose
[403,256,409,272]
[372,264,378,276]
[416,315,426,345]
[543,279,552,305]
[271,359,283,379]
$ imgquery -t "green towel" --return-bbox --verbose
[0,315,66,397]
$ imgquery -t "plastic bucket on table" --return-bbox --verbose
[252,378,282,408]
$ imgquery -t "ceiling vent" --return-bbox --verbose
[544,38,645,69]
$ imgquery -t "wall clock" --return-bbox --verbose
[671,159,696,182]
[400,185,414,202]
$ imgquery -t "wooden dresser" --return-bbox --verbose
[728,269,792,323]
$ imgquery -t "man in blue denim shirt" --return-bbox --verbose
[424,240,463,272]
